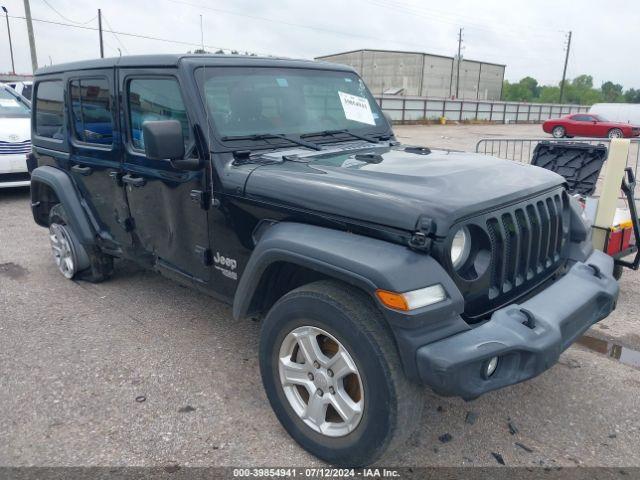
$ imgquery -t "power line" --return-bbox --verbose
[165,0,441,52]
[40,0,97,25]
[7,14,262,54]
[361,0,566,39]
[101,12,130,54]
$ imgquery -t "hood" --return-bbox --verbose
[244,144,565,236]
[0,117,31,142]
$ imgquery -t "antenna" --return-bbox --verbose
[199,14,215,206]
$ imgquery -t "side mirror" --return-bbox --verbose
[142,120,185,161]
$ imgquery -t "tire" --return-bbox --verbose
[48,204,113,282]
[259,280,423,466]
[608,128,623,139]
[613,264,623,281]
[552,126,566,138]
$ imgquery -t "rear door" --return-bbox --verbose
[66,71,132,251]
[119,69,211,282]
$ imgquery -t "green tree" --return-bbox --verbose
[623,88,640,103]
[601,81,624,102]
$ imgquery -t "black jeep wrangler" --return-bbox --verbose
[29,54,619,466]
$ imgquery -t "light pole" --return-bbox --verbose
[1,6,15,74]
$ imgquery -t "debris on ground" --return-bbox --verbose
[491,452,506,465]
[559,358,581,369]
[608,433,617,439]
[437,405,444,412]
[164,463,180,473]
[178,405,196,413]
[508,418,519,435]
[465,411,478,425]
[135,395,146,403]
[515,442,534,453]
[438,433,452,443]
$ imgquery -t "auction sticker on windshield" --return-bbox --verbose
[338,91,375,125]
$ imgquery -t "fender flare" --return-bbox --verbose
[30,166,96,245]
[232,222,462,322]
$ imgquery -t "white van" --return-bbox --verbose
[6,81,33,101]
[0,84,31,188]
[589,103,640,125]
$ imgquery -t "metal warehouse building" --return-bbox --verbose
[315,49,505,100]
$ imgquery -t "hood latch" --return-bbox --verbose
[409,215,436,252]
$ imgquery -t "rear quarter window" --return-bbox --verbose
[70,77,114,146]
[35,80,65,140]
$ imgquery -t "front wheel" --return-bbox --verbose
[608,128,623,139]
[259,280,423,466]
[552,126,566,138]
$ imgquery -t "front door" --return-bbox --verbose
[119,70,211,282]
[66,71,132,251]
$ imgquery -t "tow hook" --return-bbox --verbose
[519,308,536,329]
[587,263,604,279]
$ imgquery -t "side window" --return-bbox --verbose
[70,78,114,145]
[128,78,190,150]
[35,80,64,139]
[572,115,590,122]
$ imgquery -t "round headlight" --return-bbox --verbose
[450,226,471,269]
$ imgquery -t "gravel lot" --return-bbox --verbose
[1,124,639,468]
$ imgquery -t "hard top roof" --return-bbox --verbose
[35,54,356,76]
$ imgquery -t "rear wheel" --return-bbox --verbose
[48,204,113,282]
[552,126,566,138]
[608,128,623,139]
[259,280,423,466]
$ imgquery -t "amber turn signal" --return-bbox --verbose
[375,290,410,311]
[376,284,447,311]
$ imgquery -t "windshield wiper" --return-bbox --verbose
[220,133,322,151]
[300,129,380,144]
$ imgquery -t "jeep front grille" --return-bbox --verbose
[455,188,570,320]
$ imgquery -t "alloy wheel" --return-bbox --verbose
[278,325,364,437]
[49,223,76,279]
[608,129,623,139]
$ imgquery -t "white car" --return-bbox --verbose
[0,84,31,188]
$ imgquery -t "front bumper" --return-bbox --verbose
[416,249,619,400]
[0,153,30,188]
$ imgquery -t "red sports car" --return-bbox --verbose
[542,113,640,139]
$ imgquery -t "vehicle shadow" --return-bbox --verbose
[0,186,30,201]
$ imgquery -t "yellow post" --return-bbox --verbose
[592,138,630,251]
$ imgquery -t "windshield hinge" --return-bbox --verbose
[190,189,210,210]
[409,215,436,252]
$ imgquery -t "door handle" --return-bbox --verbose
[71,165,92,176]
[122,173,146,187]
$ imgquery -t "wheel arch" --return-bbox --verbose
[232,222,460,322]
[30,166,96,245]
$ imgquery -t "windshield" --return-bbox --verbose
[195,67,387,142]
[0,88,30,118]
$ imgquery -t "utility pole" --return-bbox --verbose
[23,0,37,72]
[1,6,15,74]
[98,9,104,58]
[455,27,463,99]
[559,30,572,104]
